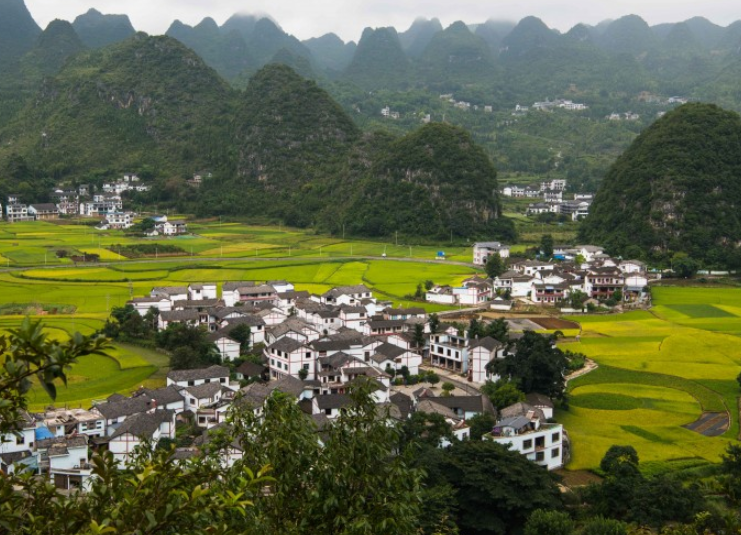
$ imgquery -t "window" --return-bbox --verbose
[16,434,25,445]
[188,380,195,386]
[551,448,560,458]
[303,364,309,370]
[522,439,532,450]
[220,378,226,384]
[552,432,560,443]
[306,352,312,359]
[535,451,545,461]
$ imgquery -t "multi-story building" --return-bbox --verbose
[429,332,469,374]
[473,242,510,266]
[485,416,564,470]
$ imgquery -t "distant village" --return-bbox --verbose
[464,241,650,308]
[1,174,187,235]
[501,179,593,221]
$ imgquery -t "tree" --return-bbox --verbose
[402,411,455,448]
[600,445,639,476]
[540,234,554,258]
[467,412,496,440]
[429,313,440,334]
[488,331,568,400]
[427,372,440,386]
[170,346,203,370]
[523,509,575,535]
[415,282,425,299]
[413,323,426,349]
[485,253,504,278]
[671,252,698,279]
[468,318,484,339]
[441,382,455,396]
[581,517,628,535]
[0,318,111,435]
[229,323,252,354]
[481,379,526,410]
[156,323,220,369]
[569,289,588,310]
[298,367,308,380]
[416,440,562,535]
[485,317,508,343]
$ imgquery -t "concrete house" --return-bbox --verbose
[473,242,511,266]
[469,336,506,383]
[167,365,230,389]
[109,410,176,463]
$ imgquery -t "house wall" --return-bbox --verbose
[486,424,563,470]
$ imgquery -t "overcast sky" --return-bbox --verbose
[24,0,741,43]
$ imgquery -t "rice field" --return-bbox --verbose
[560,286,741,471]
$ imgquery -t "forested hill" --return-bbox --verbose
[579,103,741,268]
[0,36,513,241]
[0,34,235,177]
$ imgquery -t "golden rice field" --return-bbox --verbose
[560,287,741,472]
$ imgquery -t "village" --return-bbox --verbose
[1,266,575,491]
[0,235,648,492]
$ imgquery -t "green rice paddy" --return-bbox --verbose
[560,286,741,472]
[0,220,481,408]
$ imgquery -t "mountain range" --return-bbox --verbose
[3,0,741,101]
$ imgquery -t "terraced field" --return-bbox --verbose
[560,287,741,472]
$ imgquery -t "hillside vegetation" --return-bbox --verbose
[580,103,741,267]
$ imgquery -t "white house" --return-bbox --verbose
[469,337,506,383]
[0,411,37,474]
[473,242,511,266]
[210,333,241,361]
[36,435,94,491]
[167,365,231,389]
[150,286,189,303]
[485,417,564,470]
[429,332,469,374]
[128,296,172,315]
[188,283,218,301]
[371,342,423,375]
[109,410,177,464]
[426,286,456,305]
[321,285,373,306]
[266,337,314,380]
[182,382,225,412]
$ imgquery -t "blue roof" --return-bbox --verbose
[35,426,54,441]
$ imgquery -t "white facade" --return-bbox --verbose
[189,283,218,300]
[473,242,510,266]
[213,336,240,361]
[486,422,564,470]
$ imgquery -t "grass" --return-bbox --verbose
[559,286,741,471]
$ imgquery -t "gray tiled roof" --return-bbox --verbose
[167,365,229,383]
[110,410,174,440]
[185,382,223,400]
[316,394,351,410]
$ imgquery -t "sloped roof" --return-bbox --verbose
[110,410,174,440]
[268,337,305,353]
[430,395,496,416]
[316,394,351,410]
[185,382,222,400]
[167,365,229,383]
[469,336,503,352]
[94,396,153,420]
